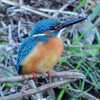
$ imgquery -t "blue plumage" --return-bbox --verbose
[30,19,60,35]
[16,35,49,73]
[16,19,60,73]
[16,17,87,74]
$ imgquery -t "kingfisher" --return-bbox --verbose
[16,17,86,76]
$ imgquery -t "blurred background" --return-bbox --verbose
[0,0,100,100]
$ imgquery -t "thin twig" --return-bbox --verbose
[69,88,100,100]
[1,0,52,18]
[21,6,52,18]
[64,44,100,48]
[0,80,68,100]
[0,0,18,6]
[0,44,19,51]
[52,4,69,18]
[8,25,14,44]
[39,8,78,16]
[52,0,76,18]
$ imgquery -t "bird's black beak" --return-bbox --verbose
[50,16,87,31]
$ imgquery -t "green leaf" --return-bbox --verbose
[57,84,68,100]
[74,0,87,11]
[89,2,100,21]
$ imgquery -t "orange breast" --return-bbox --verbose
[22,37,64,74]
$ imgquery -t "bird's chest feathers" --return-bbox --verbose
[22,37,63,74]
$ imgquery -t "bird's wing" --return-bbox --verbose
[16,35,48,73]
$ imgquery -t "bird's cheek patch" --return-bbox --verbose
[44,32,49,35]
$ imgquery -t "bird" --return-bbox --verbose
[16,17,87,76]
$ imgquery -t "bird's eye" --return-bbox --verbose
[52,23,63,31]
[49,25,56,30]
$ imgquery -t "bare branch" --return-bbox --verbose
[69,88,100,100]
[1,0,52,18]
[0,71,85,83]
[0,80,68,100]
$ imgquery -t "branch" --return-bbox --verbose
[0,80,68,100]
[0,71,85,83]
[39,8,78,16]
[1,0,52,18]
[52,4,69,17]
[69,88,100,100]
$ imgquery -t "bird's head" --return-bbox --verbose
[30,19,60,37]
[30,17,87,37]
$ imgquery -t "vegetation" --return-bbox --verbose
[0,0,100,100]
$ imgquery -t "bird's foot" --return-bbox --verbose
[32,73,47,80]
[32,71,58,81]
[32,73,39,79]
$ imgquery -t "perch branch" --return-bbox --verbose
[0,71,85,83]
